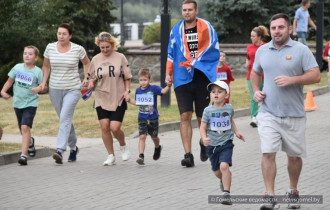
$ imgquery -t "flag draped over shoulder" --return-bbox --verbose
[166,18,220,89]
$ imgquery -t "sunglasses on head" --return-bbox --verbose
[101,34,111,38]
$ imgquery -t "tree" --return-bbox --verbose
[0,0,117,92]
[204,0,329,43]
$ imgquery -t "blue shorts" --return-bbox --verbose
[14,107,37,130]
[207,140,234,171]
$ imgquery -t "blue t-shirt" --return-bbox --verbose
[135,85,162,120]
[295,7,310,32]
[201,104,234,146]
[8,63,43,108]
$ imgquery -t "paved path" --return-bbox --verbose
[0,93,329,210]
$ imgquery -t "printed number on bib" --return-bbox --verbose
[217,72,227,81]
[16,71,33,85]
[210,116,231,131]
[136,94,154,105]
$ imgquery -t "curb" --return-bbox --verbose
[129,86,329,139]
[0,147,56,166]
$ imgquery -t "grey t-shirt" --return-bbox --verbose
[201,104,234,146]
[253,39,318,117]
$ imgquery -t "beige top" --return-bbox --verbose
[89,51,132,111]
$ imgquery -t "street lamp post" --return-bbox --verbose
[316,0,324,68]
[120,0,125,41]
[160,0,171,107]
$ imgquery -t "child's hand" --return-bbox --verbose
[31,86,41,94]
[1,91,11,99]
[202,137,211,146]
[236,132,245,142]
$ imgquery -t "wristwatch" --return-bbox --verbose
[126,89,131,93]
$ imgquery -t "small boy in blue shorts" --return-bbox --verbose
[128,68,171,165]
[200,80,245,205]
[1,45,47,165]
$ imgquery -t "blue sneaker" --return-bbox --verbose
[68,146,79,162]
[53,151,63,164]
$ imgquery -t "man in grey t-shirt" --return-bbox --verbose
[251,13,320,210]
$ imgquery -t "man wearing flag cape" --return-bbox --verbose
[165,0,220,167]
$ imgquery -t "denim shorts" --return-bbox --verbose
[14,107,37,130]
[206,140,234,171]
[138,118,159,137]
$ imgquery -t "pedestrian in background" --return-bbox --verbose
[245,25,269,128]
[293,0,317,45]
[216,51,235,103]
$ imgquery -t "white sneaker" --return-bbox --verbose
[103,154,116,166]
[250,117,258,128]
[120,143,130,161]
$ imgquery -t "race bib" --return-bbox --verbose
[217,72,227,81]
[16,71,33,85]
[136,94,154,105]
[210,116,231,131]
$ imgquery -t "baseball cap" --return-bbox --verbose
[206,80,229,94]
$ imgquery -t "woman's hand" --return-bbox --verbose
[81,78,89,87]
[124,90,130,102]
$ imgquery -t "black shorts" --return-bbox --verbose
[96,101,127,122]
[138,118,159,137]
[14,107,37,130]
[174,69,210,117]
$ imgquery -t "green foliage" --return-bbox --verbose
[142,19,180,44]
[142,23,161,44]
[0,0,117,92]
[204,0,330,43]
[0,60,18,96]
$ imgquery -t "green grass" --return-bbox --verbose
[0,72,328,139]
[0,142,22,154]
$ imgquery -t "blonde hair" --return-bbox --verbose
[252,25,270,41]
[95,32,118,51]
[24,45,39,57]
[138,68,151,79]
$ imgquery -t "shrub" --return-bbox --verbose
[142,19,180,44]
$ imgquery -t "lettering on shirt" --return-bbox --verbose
[119,66,124,78]
[109,66,115,77]
[16,71,34,89]
[217,72,228,81]
[210,111,231,133]
[96,63,125,79]
[185,26,198,58]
